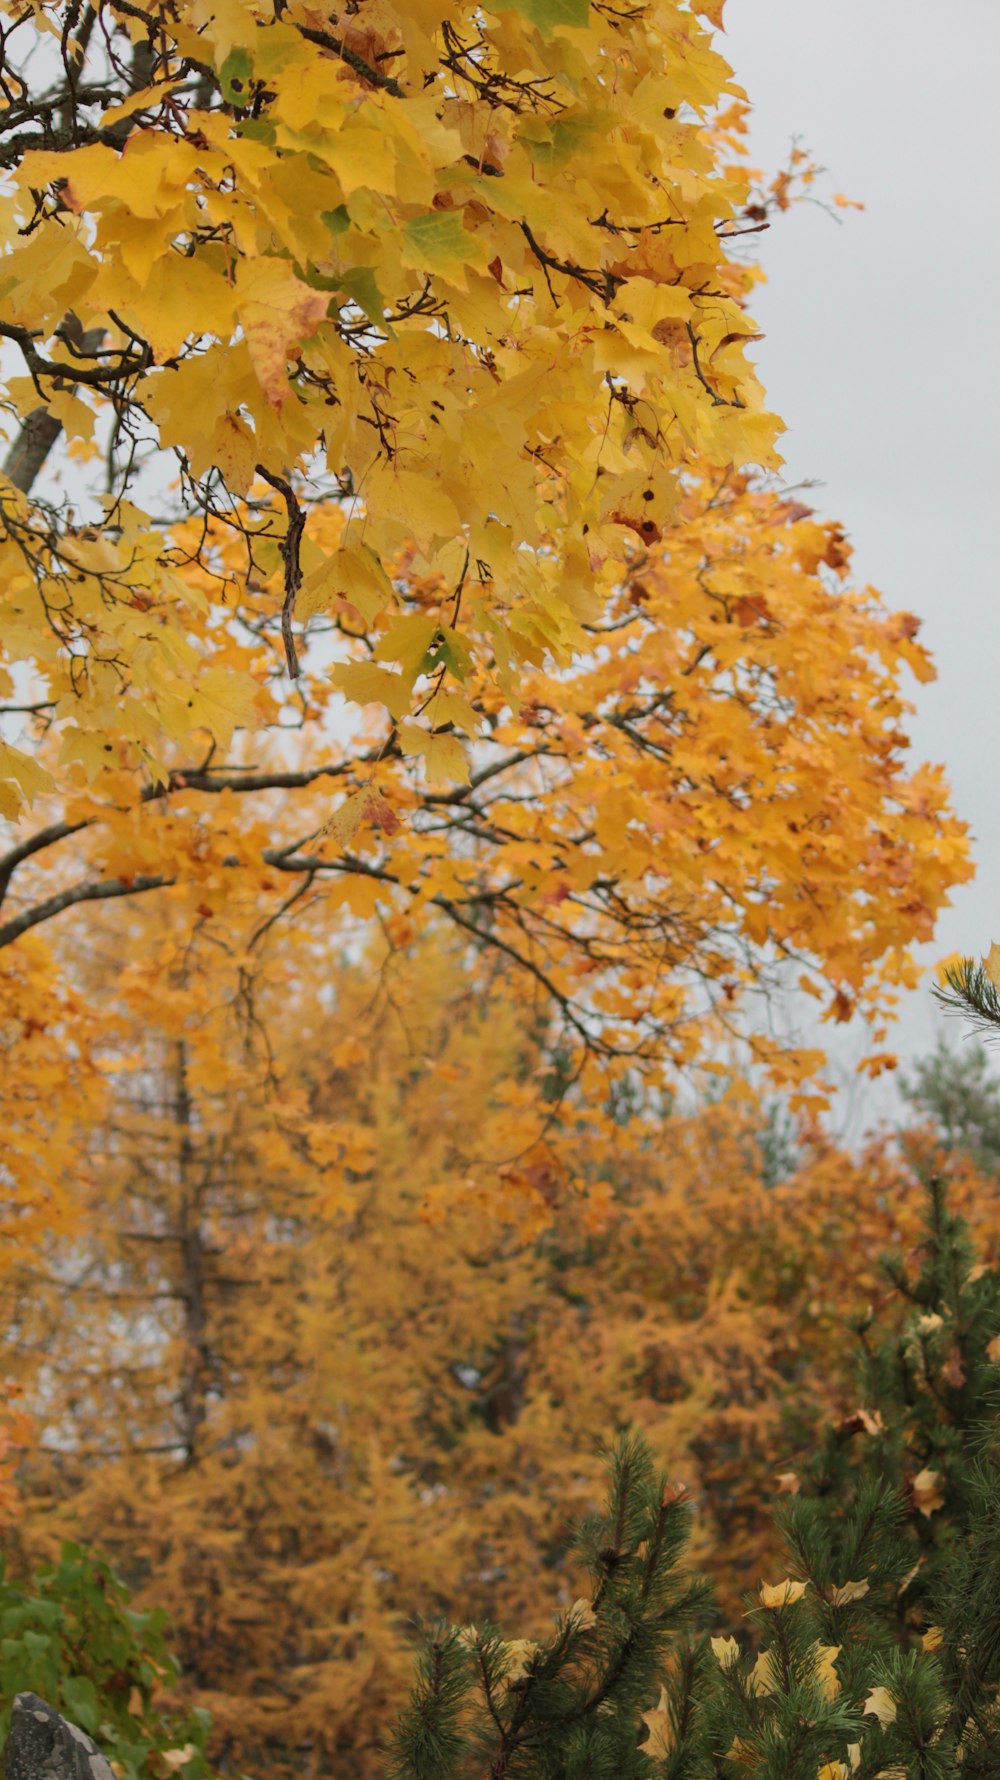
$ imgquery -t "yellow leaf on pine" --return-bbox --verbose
[812,1643,841,1702]
[863,1685,897,1727]
[758,1577,808,1609]
[501,1638,539,1687]
[911,1467,944,1517]
[640,1687,673,1760]
[710,1635,739,1670]
[827,1579,869,1607]
[749,1648,778,1696]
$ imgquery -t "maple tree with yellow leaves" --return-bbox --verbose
[0,0,970,1231]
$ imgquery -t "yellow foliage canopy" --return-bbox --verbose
[0,0,971,1252]
[1,0,779,782]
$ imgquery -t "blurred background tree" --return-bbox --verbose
[5,900,1000,1778]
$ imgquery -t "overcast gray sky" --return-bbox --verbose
[719,0,1000,1131]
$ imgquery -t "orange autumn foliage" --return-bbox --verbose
[0,469,970,1194]
[5,916,997,1779]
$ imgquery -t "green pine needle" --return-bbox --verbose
[933,958,1000,1041]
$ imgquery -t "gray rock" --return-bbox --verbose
[3,1696,115,1780]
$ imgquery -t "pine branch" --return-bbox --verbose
[933,959,1000,1041]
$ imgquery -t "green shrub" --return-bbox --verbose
[0,1541,212,1780]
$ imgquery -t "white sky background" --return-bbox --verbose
[720,0,1000,1136]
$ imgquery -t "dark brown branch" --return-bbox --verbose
[294,22,404,96]
[0,320,150,387]
[519,221,620,305]
[433,894,596,1048]
[0,759,374,913]
[255,466,304,677]
[0,816,92,903]
[248,872,315,950]
[421,747,550,805]
[0,870,170,948]
[165,761,358,795]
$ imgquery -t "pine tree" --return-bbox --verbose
[392,1169,1000,1779]
[661,1165,1000,1777]
[390,1433,709,1780]
[790,1171,1000,1627]
[900,1038,1000,1174]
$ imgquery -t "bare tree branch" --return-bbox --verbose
[0,871,170,947]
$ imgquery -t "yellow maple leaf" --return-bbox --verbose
[320,786,401,853]
[501,1638,539,1687]
[332,662,412,722]
[235,260,328,414]
[911,1467,944,1517]
[640,1687,673,1760]
[368,469,463,555]
[812,1643,841,1702]
[759,1577,808,1609]
[300,545,390,626]
[749,1648,778,1696]
[863,1685,897,1727]
[99,80,182,128]
[45,388,95,443]
[398,722,470,785]
[210,413,260,498]
[188,667,261,751]
[710,1634,739,1670]
[0,740,55,809]
[373,613,441,681]
[827,1579,869,1607]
